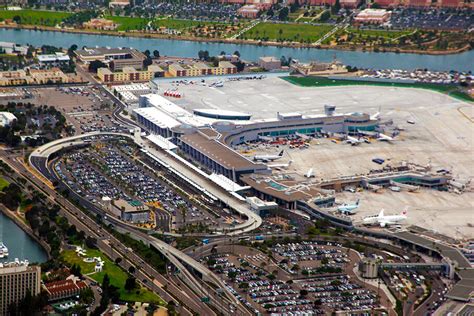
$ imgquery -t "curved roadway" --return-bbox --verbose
[29,131,258,315]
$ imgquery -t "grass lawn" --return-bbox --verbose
[0,177,9,190]
[0,9,71,26]
[61,247,164,304]
[105,15,151,31]
[282,76,474,102]
[241,22,333,43]
[105,16,224,32]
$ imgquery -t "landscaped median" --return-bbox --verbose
[61,246,165,304]
[282,76,474,102]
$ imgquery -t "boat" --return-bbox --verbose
[0,242,9,258]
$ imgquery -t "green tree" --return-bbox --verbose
[124,275,137,292]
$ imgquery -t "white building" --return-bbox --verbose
[0,112,17,126]
[37,52,71,66]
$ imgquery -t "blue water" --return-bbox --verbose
[0,211,47,263]
[1,28,473,72]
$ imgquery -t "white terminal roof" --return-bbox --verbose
[146,134,178,151]
[113,83,150,92]
[194,108,251,117]
[133,107,181,129]
[141,94,208,127]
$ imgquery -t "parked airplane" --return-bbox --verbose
[346,135,363,146]
[370,112,380,120]
[337,199,360,214]
[378,133,394,142]
[253,150,284,162]
[268,160,293,169]
[305,168,315,178]
[258,135,274,142]
[363,208,408,227]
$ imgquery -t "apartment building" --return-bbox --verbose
[0,263,41,315]
[97,65,165,83]
[0,68,69,86]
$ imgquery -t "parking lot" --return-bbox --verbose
[29,86,127,135]
[202,242,385,315]
[57,140,227,232]
[389,8,474,30]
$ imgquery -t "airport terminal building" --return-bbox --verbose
[133,93,379,182]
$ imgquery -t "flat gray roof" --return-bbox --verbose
[180,130,265,171]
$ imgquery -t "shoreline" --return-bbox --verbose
[0,204,52,261]
[0,24,471,56]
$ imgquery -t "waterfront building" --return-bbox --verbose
[75,47,146,71]
[37,53,70,67]
[0,42,28,55]
[43,279,88,302]
[83,18,118,31]
[0,262,41,315]
[258,56,281,71]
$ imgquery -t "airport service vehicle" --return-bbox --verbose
[363,209,408,227]
[337,199,360,215]
[253,150,284,162]
[372,158,385,165]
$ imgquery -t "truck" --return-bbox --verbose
[255,235,264,241]
[372,158,385,165]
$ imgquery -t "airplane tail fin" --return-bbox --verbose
[402,206,408,216]
[279,150,284,156]
[378,209,384,218]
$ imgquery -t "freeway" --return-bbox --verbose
[0,150,201,315]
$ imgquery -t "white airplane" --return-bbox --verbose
[268,160,293,169]
[258,135,274,142]
[346,135,363,146]
[378,133,394,142]
[253,150,284,162]
[305,168,315,178]
[370,112,380,120]
[363,208,408,227]
[337,199,360,214]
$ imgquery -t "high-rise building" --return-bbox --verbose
[0,262,41,315]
